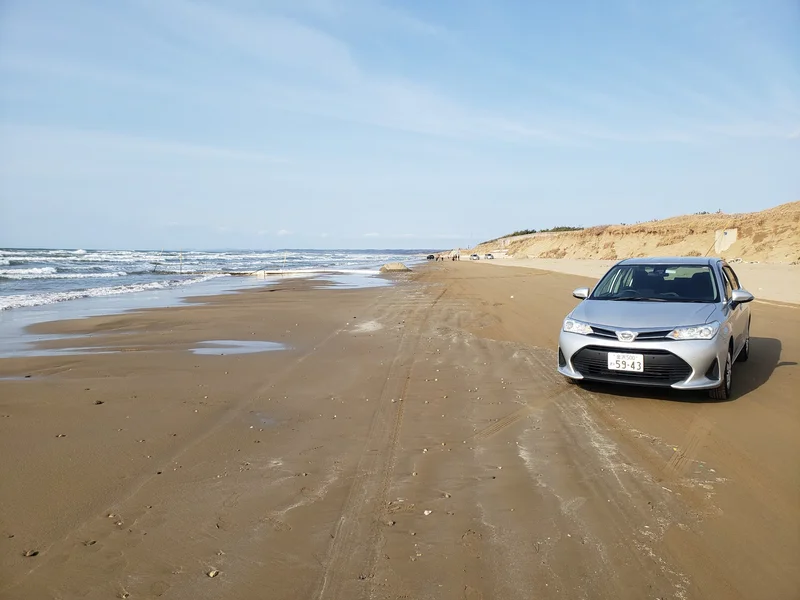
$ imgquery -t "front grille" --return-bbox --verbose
[589,326,672,341]
[588,327,618,339]
[572,345,692,386]
[637,330,673,340]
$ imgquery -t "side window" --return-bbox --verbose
[594,266,634,296]
[721,270,733,300]
[723,266,740,290]
[618,268,633,291]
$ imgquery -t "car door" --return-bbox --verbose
[724,263,750,342]
[720,264,746,354]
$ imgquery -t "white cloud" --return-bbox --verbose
[140,0,361,85]
[0,124,285,165]
[11,2,794,146]
[360,232,464,240]
[259,0,449,39]
[277,229,292,236]
[128,3,616,145]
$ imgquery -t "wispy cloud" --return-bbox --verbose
[140,0,362,85]
[0,124,285,164]
[9,0,794,145]
[6,1,794,146]
[277,229,292,236]
[263,0,451,38]
[86,2,697,145]
[361,232,463,240]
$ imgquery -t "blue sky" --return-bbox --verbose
[0,0,798,250]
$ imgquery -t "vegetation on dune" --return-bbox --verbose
[479,225,584,245]
[542,226,584,232]
[504,225,583,238]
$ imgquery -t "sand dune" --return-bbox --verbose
[474,201,800,263]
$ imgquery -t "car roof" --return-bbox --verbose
[617,256,717,266]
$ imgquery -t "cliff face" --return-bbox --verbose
[473,202,800,263]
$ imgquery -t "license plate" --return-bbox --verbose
[607,352,644,372]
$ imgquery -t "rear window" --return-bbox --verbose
[591,264,720,303]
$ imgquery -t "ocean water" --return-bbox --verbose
[0,248,426,311]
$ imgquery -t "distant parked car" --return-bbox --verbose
[558,257,753,400]
[470,254,480,260]
[427,254,435,260]
[485,253,494,259]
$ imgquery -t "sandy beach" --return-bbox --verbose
[1,264,798,600]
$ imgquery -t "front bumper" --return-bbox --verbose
[558,331,726,390]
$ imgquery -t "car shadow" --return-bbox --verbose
[737,337,792,396]
[578,337,786,403]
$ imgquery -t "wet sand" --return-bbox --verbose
[0,265,798,599]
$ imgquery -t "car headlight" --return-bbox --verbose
[563,318,593,335]
[666,321,719,340]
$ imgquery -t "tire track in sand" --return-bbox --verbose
[471,387,572,443]
[315,288,445,600]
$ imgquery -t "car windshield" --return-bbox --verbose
[590,264,720,303]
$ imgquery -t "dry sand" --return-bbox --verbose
[478,258,799,305]
[1,266,798,599]
[474,201,800,264]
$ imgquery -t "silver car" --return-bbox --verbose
[558,257,754,400]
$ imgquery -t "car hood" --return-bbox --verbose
[571,300,717,329]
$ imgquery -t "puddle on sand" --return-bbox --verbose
[0,344,120,359]
[191,340,286,355]
[311,273,393,290]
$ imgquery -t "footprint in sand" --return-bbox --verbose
[149,581,170,596]
[261,516,292,532]
[464,584,483,600]
[460,529,482,557]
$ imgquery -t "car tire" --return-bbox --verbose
[709,351,732,400]
[737,323,750,363]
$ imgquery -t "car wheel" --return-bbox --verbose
[709,351,732,400]
[738,324,750,363]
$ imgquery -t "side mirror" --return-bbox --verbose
[731,289,754,305]
[572,287,590,300]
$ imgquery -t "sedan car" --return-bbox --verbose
[558,257,754,400]
[470,254,480,260]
